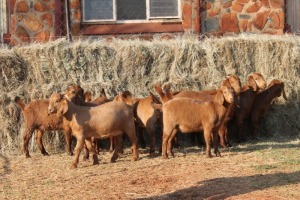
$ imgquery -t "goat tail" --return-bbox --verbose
[14,96,26,111]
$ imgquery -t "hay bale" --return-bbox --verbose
[0,34,299,154]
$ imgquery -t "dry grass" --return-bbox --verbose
[0,138,299,199]
[0,34,299,154]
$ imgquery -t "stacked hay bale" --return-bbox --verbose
[0,34,299,154]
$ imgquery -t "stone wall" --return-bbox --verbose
[202,0,284,35]
[11,0,55,45]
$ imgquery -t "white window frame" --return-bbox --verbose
[82,0,181,23]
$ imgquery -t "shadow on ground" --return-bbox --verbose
[140,171,300,200]
[0,154,11,177]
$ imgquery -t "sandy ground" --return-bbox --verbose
[0,137,299,200]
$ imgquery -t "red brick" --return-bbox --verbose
[221,13,240,33]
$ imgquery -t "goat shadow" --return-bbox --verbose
[0,154,11,177]
[138,171,300,200]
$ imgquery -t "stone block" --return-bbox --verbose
[34,2,48,12]
[232,2,244,12]
[221,13,240,33]
[34,31,50,42]
[253,11,270,30]
[246,2,262,13]
[204,17,220,32]
[260,0,270,8]
[24,13,44,32]
[16,26,30,43]
[16,1,29,13]
[41,13,54,28]
[270,0,284,9]
[236,0,250,4]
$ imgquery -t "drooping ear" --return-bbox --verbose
[281,83,287,100]
[247,75,257,91]
[84,91,92,102]
[221,78,231,88]
[57,99,68,117]
[214,90,224,105]
[163,84,173,101]
[154,83,164,99]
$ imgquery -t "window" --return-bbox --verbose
[286,0,300,33]
[82,0,181,23]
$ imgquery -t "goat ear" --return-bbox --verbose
[215,90,224,105]
[154,83,164,98]
[281,83,287,100]
[57,100,68,116]
[221,78,231,88]
[247,75,257,91]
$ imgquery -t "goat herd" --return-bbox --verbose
[15,72,287,168]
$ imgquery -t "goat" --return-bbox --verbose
[153,85,235,159]
[114,91,162,157]
[250,79,287,139]
[234,72,267,142]
[14,96,72,158]
[48,93,139,168]
[157,75,242,148]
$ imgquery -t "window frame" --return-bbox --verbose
[82,0,182,24]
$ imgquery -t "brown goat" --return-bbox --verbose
[114,91,162,157]
[48,93,139,168]
[250,79,287,139]
[154,85,235,159]
[14,97,72,158]
[157,75,242,148]
[234,72,267,142]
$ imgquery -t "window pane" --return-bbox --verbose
[117,0,146,20]
[150,0,178,17]
[83,0,114,21]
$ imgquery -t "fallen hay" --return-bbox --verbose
[0,34,299,154]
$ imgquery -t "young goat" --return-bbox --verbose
[250,79,287,139]
[48,93,139,168]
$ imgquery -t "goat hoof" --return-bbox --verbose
[162,155,169,159]
[43,152,49,156]
[93,160,99,165]
[131,156,138,161]
[70,164,77,169]
[25,154,31,158]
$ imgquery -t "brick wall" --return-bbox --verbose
[202,0,284,35]
[10,0,55,45]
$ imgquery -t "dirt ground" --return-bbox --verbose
[0,137,299,200]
